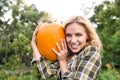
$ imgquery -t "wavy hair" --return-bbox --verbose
[64,16,102,52]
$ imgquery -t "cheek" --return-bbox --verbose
[78,37,88,42]
[65,37,70,43]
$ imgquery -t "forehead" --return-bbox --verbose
[65,23,86,33]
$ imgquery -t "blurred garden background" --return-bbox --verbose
[0,0,120,80]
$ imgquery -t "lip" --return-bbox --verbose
[70,44,80,49]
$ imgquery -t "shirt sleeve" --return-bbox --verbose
[36,57,59,79]
[62,46,102,80]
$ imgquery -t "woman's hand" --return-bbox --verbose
[31,24,42,61]
[52,39,69,74]
[52,39,68,61]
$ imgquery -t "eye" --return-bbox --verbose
[66,33,72,37]
[75,33,82,37]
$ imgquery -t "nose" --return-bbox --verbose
[71,36,77,43]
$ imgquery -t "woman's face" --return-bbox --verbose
[65,23,88,53]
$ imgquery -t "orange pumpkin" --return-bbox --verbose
[36,23,65,61]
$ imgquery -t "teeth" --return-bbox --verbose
[71,44,79,48]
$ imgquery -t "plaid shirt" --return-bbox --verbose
[35,45,101,80]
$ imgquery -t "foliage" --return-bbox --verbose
[98,68,120,80]
[0,64,39,80]
[0,0,50,66]
[0,0,53,79]
[0,0,51,79]
[0,0,56,79]
[90,0,120,66]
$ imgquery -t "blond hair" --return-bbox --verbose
[64,16,102,52]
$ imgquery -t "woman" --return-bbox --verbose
[31,16,102,80]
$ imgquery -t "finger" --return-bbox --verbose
[63,39,67,49]
[61,39,64,50]
[55,42,61,52]
[35,26,40,32]
[31,35,36,42]
[52,48,59,56]
[32,31,37,39]
[36,25,40,30]
[64,39,67,49]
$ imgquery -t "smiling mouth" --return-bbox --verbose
[70,44,80,49]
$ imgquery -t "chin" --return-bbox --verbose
[71,50,80,54]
